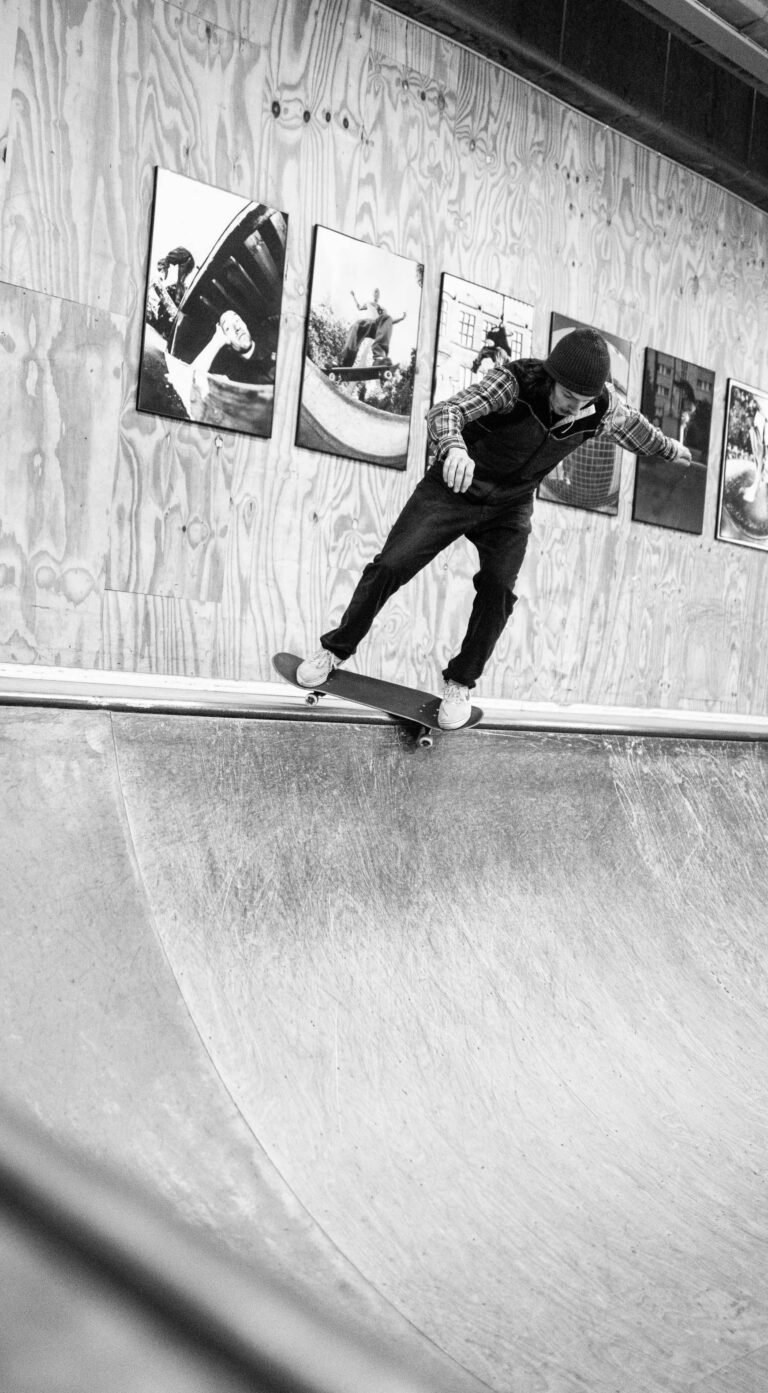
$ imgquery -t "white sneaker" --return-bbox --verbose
[296,647,343,687]
[438,679,472,730]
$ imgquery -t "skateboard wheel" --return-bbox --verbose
[416,727,434,749]
[306,691,323,706]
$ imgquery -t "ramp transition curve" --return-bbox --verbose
[2,706,768,1393]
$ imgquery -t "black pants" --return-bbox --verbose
[341,313,393,366]
[321,473,533,688]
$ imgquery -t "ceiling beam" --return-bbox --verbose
[624,0,768,89]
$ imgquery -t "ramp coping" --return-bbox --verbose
[0,662,766,740]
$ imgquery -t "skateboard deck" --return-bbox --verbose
[273,653,482,748]
[322,361,393,383]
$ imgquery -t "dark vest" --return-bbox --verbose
[432,366,611,502]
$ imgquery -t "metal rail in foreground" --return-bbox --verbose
[0,663,767,741]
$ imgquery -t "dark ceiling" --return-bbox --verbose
[378,0,768,214]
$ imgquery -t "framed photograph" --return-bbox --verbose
[296,226,423,470]
[138,168,288,438]
[716,379,768,551]
[537,312,632,516]
[430,273,534,405]
[632,349,714,534]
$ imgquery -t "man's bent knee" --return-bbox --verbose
[374,548,425,588]
[474,569,519,607]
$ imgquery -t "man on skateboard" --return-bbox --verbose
[340,287,407,367]
[297,328,692,728]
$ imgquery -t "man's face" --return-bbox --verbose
[220,311,254,354]
[550,381,598,417]
[159,262,181,287]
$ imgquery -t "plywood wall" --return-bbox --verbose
[2,0,767,714]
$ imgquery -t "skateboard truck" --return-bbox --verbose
[304,684,434,748]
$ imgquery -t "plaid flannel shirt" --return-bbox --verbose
[426,367,688,463]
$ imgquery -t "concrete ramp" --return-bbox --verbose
[2,706,768,1392]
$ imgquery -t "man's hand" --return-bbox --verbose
[676,446,693,468]
[443,445,475,493]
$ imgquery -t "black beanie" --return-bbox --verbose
[543,328,611,396]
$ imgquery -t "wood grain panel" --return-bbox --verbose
[102,588,219,675]
[363,11,456,266]
[108,404,235,603]
[451,56,567,323]
[0,0,144,312]
[167,0,286,47]
[0,280,123,665]
[0,0,18,207]
[230,0,370,255]
[519,498,768,710]
[146,2,265,195]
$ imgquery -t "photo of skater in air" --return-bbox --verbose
[296,227,423,470]
[430,273,534,407]
[333,284,406,380]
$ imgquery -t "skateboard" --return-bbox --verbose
[273,653,483,749]
[322,360,394,384]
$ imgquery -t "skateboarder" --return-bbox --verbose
[341,288,406,366]
[471,323,511,375]
[297,328,692,729]
[146,246,195,342]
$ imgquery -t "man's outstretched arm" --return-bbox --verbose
[599,384,693,464]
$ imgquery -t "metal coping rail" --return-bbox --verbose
[0,664,767,741]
